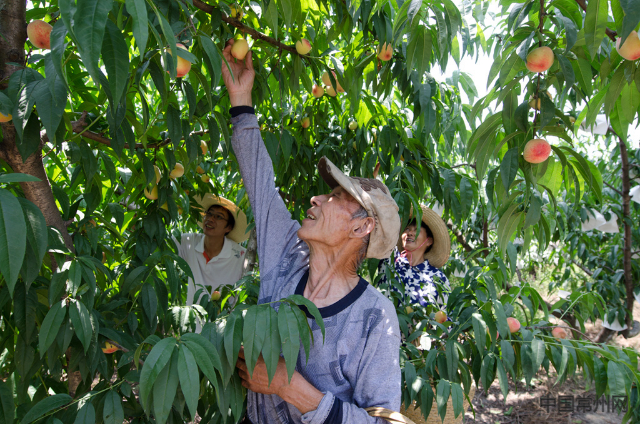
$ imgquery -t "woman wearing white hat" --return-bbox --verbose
[379,205,451,308]
[173,194,249,309]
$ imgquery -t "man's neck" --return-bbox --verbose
[203,234,225,259]
[304,243,361,308]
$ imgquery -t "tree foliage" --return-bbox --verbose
[0,0,639,422]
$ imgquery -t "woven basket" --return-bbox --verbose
[400,384,476,424]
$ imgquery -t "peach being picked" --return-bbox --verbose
[523,138,551,163]
[616,30,640,61]
[312,84,325,98]
[231,37,249,60]
[27,20,52,49]
[377,42,393,61]
[296,39,312,55]
[526,46,554,73]
[507,317,521,333]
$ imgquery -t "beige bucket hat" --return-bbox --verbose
[398,204,451,268]
[317,157,400,259]
[194,194,249,243]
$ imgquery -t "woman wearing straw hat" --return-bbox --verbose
[173,194,249,309]
[379,205,451,308]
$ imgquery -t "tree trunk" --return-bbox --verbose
[0,0,74,252]
[242,229,258,276]
[617,134,634,338]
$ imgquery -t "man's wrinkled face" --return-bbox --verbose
[298,186,362,246]
[203,205,233,238]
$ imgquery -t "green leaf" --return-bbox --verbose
[32,78,67,141]
[181,333,223,375]
[74,0,112,85]
[531,338,546,374]
[607,361,627,396]
[584,0,608,58]
[21,394,72,424]
[125,0,148,52]
[177,345,199,419]
[286,295,325,342]
[278,303,301,383]
[243,304,269,378]
[496,359,509,401]
[436,379,451,422]
[451,382,464,418]
[139,337,176,412]
[0,188,27,295]
[0,173,41,183]
[73,402,95,424]
[39,300,67,357]
[493,300,510,341]
[199,36,222,87]
[472,313,488,353]
[261,306,281,385]
[263,0,278,39]
[153,349,179,424]
[500,148,519,192]
[17,198,48,271]
[0,380,14,424]
[69,299,93,353]
[523,196,541,229]
[68,260,82,296]
[102,20,130,107]
[223,309,243,372]
[103,390,124,424]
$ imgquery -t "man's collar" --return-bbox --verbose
[195,235,232,260]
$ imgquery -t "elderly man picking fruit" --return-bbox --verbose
[222,39,402,424]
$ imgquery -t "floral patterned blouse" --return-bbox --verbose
[378,247,451,308]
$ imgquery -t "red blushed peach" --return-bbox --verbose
[523,138,551,163]
[526,46,554,73]
[552,327,568,340]
[211,290,221,301]
[27,20,52,49]
[296,39,312,55]
[435,311,447,323]
[507,317,521,333]
[321,71,343,92]
[325,85,337,97]
[312,84,325,98]
[616,31,640,61]
[377,42,393,61]
[301,117,310,128]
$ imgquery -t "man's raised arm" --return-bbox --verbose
[222,42,301,276]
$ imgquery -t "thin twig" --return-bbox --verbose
[603,181,623,196]
[450,163,476,169]
[192,0,298,54]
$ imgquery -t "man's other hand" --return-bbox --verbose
[222,39,255,107]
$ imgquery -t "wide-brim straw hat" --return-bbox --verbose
[194,194,249,243]
[397,204,450,268]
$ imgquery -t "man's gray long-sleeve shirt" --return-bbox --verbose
[231,111,401,424]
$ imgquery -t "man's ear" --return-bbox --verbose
[351,217,375,239]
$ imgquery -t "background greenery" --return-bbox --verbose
[0,0,639,422]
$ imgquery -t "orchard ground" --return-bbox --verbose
[460,278,640,424]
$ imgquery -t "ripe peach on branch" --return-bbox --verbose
[507,317,521,333]
[312,84,325,98]
[377,42,393,61]
[166,43,192,78]
[616,31,640,61]
[296,39,312,55]
[526,46,554,73]
[301,117,310,128]
[552,327,568,340]
[523,138,551,163]
[435,311,447,324]
[27,20,52,49]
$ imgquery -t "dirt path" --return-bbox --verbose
[462,301,640,424]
